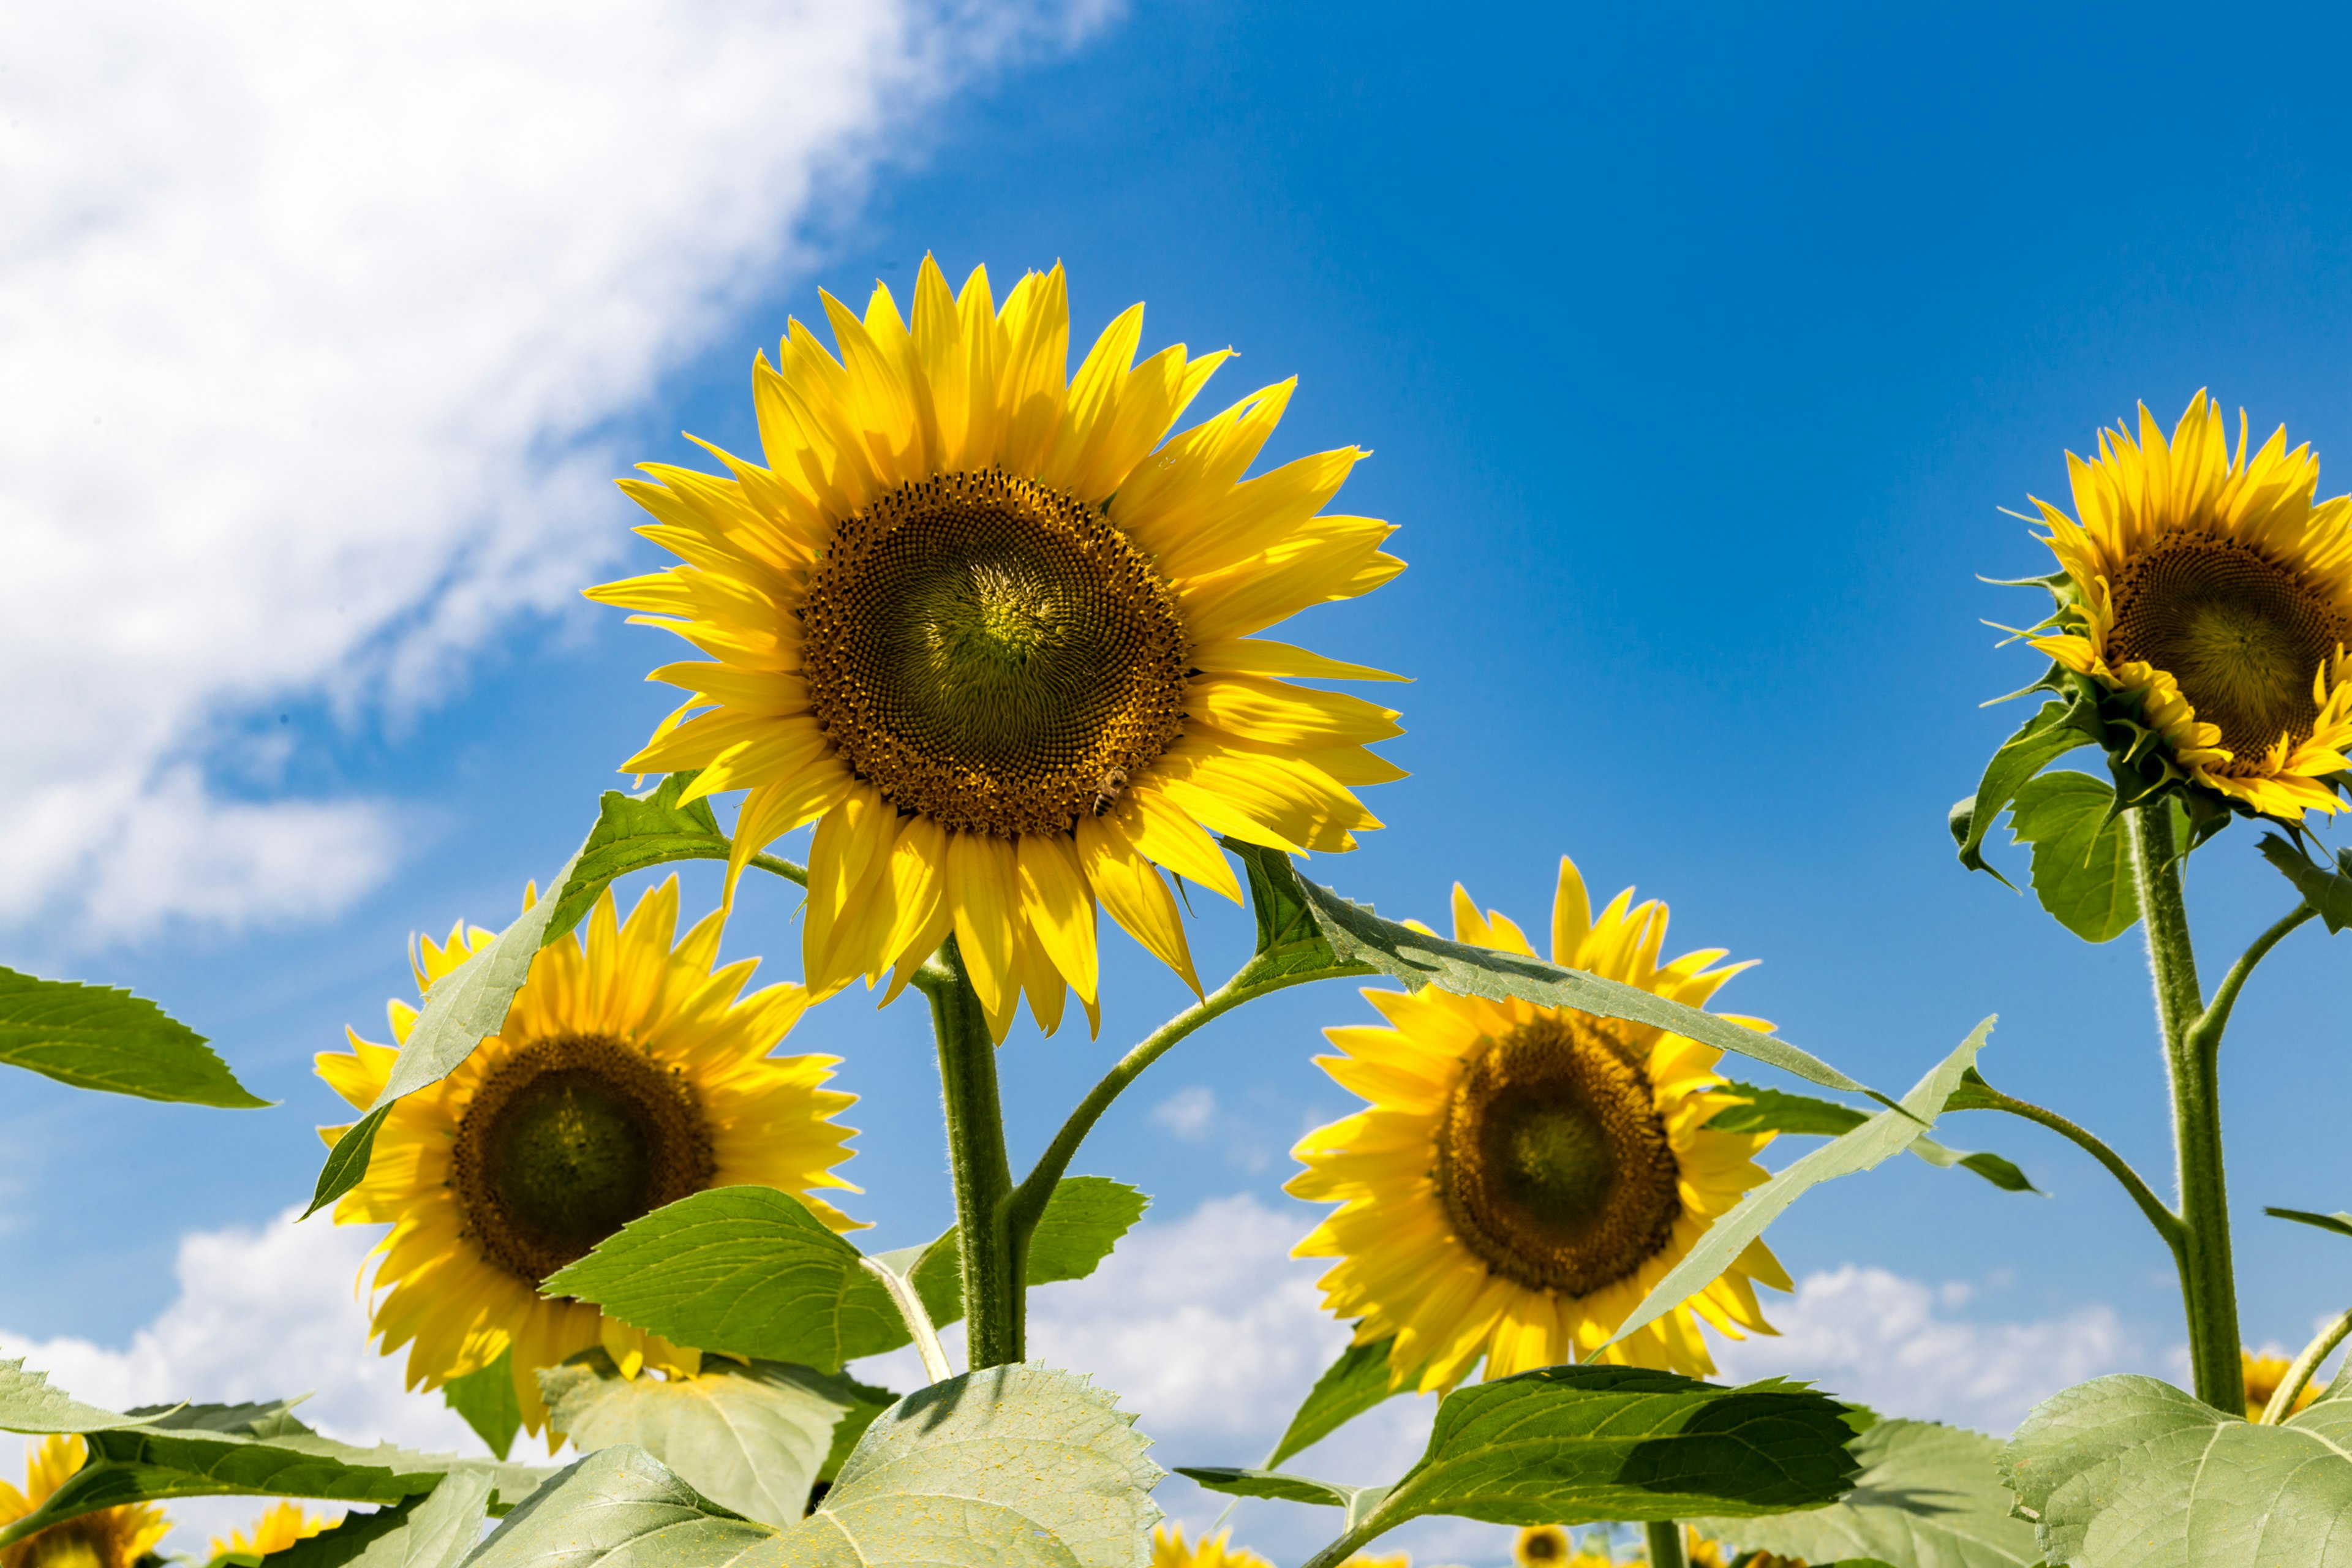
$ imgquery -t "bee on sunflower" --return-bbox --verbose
[588,258,1406,1039]
[0,1436,167,1568]
[2015,390,2352,823]
[1289,854,1789,1390]
[316,876,861,1443]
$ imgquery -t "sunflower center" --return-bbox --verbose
[451,1034,714,1284]
[2107,538,2348,761]
[799,469,1190,837]
[1434,1014,1683,1297]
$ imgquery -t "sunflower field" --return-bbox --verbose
[6,269,2352,1568]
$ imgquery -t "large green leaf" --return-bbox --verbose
[0,1395,548,1550]
[544,1188,907,1373]
[0,1359,172,1433]
[1292,866,1885,1102]
[1705,1084,2037,1194]
[252,1471,495,1568]
[1954,698,2092,883]
[2007,772,2138,942]
[910,1176,1151,1329]
[0,968,267,1107]
[2002,1371,2352,1564]
[542,1354,861,1529]
[1189,1365,1860,1552]
[1605,1020,1995,1354]
[442,1349,524,1462]
[2259,834,2352,933]
[1265,1336,1401,1470]
[1692,1418,2041,1567]
[464,1446,774,1568]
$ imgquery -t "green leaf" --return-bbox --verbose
[2007,772,2139,942]
[1176,1469,1390,1532]
[1294,871,1885,1102]
[441,1349,522,1463]
[1225,840,1351,979]
[1704,1084,2038,1194]
[543,1187,908,1374]
[464,1446,772,1568]
[0,968,268,1107]
[0,1359,173,1433]
[541,1352,861,1529]
[2002,1371,2352,1564]
[303,1103,392,1221]
[543,773,741,944]
[0,1395,548,1550]
[2265,1206,2352,1240]
[814,1380,898,1487]
[256,1471,495,1568]
[2259,834,2352,933]
[911,1176,1152,1330]
[1265,1336,1402,1470]
[1605,1020,1996,1354]
[1256,1365,1860,1554]
[1692,1418,2041,1567]
[1956,699,2092,883]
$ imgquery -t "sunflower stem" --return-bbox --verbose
[2261,1305,2352,1423]
[1962,1082,2184,1256]
[925,935,1022,1368]
[1644,1521,1687,1568]
[2129,803,2244,1414]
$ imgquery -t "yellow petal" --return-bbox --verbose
[1017,832,1099,1005]
[1076,812,1203,997]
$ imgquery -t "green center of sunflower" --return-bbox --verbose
[799,469,1190,837]
[1434,1014,1683,1297]
[451,1035,714,1284]
[2107,538,2348,761]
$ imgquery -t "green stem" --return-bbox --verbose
[1004,952,1371,1250]
[1967,1082,2184,1257]
[2188,902,2317,1056]
[745,850,810,888]
[2129,804,2243,1413]
[924,936,1022,1368]
[2262,1305,2352,1423]
[1645,1522,1688,1568]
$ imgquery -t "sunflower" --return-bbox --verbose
[317,876,860,1442]
[0,1436,168,1568]
[1513,1528,1619,1568]
[2024,391,2352,820]
[208,1504,336,1564]
[587,258,1407,1039]
[2243,1348,2322,1422]
[1150,1527,1272,1568]
[1289,854,1789,1390]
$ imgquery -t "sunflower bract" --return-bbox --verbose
[587,258,1408,1039]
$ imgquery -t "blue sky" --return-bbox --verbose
[8,0,2352,1491]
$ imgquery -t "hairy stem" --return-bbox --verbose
[1967,1082,2184,1256]
[2263,1306,2352,1423]
[2190,902,2318,1057]
[2130,804,2242,1413]
[925,937,1022,1368]
[1645,1522,1688,1568]
[1005,952,1371,1248]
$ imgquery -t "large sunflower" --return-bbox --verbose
[1289,855,1789,1390]
[2025,391,2352,820]
[317,876,859,1441]
[588,258,1407,1039]
[0,1436,168,1568]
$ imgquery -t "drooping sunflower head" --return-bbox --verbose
[589,258,1407,1040]
[2243,1348,2321,1422]
[1289,854,1790,1392]
[0,1436,168,1568]
[2023,392,2352,821]
[316,875,861,1443]
[207,1504,336,1565]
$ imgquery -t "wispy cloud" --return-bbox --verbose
[0,0,1113,940]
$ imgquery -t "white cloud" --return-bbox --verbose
[0,0,1111,940]
[1150,1085,1219,1141]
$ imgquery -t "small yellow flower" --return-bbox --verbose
[1290,854,1790,1392]
[1150,1526,1272,1568]
[208,1502,336,1563]
[317,876,861,1443]
[2021,391,2352,820]
[2244,1349,2321,1421]
[0,1436,168,1568]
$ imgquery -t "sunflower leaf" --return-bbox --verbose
[1177,1468,1391,1531]
[441,1350,522,1463]
[1603,1019,1995,1355]
[541,772,800,945]
[0,1359,175,1433]
[2265,1206,2352,1240]
[2000,1372,2352,1564]
[1276,1365,1860,1559]
[1293,871,1884,1101]
[303,1102,393,1220]
[265,1471,495,1568]
[1954,698,2094,885]
[1224,840,1346,977]
[542,1186,909,1373]
[2258,834,2352,933]
[0,968,268,1107]
[540,1352,863,1530]
[1265,1336,1403,1470]
[461,1447,771,1568]
[1691,1417,2041,1567]
[871,1176,1152,1337]
[1706,1084,2038,1194]
[2006,772,2139,943]
[0,1387,549,1550]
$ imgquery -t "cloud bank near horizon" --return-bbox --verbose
[0,0,1110,943]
